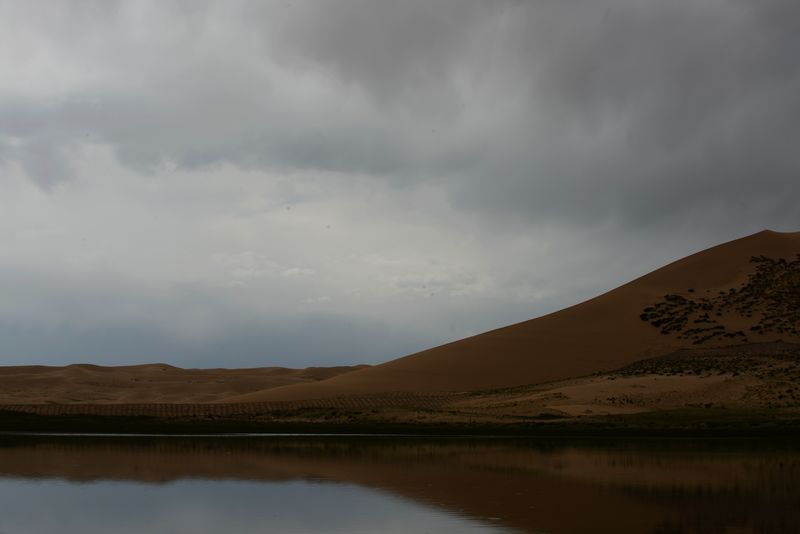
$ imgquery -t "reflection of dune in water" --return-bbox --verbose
[0,437,798,533]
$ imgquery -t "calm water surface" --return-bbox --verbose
[0,435,798,533]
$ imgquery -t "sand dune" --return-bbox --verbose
[0,363,367,404]
[2,229,797,407]
[228,230,800,402]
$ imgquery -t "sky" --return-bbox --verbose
[0,0,798,367]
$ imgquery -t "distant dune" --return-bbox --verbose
[0,364,368,404]
[227,230,800,402]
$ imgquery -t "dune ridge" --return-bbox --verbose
[1,230,797,408]
[227,230,800,402]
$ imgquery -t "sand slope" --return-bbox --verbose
[0,364,367,404]
[229,230,800,402]
[452,342,800,418]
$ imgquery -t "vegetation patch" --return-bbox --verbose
[616,342,800,379]
[640,255,800,344]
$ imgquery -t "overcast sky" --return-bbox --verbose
[0,0,798,367]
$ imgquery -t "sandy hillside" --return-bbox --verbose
[2,229,796,407]
[227,230,800,402]
[5,342,798,424]
[0,364,367,404]
[453,342,800,418]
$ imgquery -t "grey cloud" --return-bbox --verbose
[0,0,798,367]
[0,87,421,180]
[259,0,495,105]
[4,137,75,189]
[0,0,493,182]
[257,0,800,234]
[5,0,793,233]
[442,0,800,234]
[0,316,412,368]
[0,263,444,367]
[0,255,544,366]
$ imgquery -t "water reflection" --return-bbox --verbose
[0,478,505,534]
[0,435,798,533]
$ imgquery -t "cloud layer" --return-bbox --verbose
[0,0,797,366]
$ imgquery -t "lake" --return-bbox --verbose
[0,435,797,533]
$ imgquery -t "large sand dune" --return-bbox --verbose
[228,230,800,402]
[2,229,797,407]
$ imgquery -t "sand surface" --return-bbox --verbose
[6,342,796,427]
[228,230,800,402]
[2,229,797,407]
[0,364,367,404]
[454,373,763,418]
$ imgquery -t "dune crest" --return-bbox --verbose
[226,230,800,402]
[2,230,797,407]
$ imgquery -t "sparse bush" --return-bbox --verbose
[640,255,799,344]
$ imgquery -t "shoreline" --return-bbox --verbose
[3,407,800,438]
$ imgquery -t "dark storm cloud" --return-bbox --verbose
[258,0,800,233]
[0,0,798,366]
[4,0,798,230]
[469,0,800,231]
[259,0,493,103]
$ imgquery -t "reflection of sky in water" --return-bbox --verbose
[0,479,512,534]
